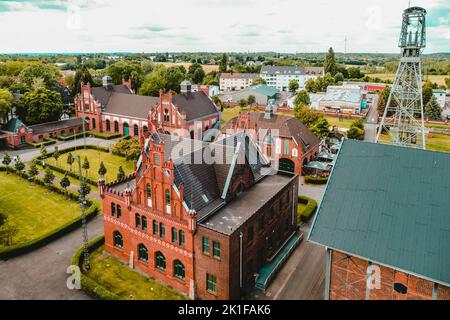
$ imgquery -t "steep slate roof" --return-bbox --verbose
[104,93,159,118]
[225,112,320,155]
[172,91,219,122]
[29,118,84,135]
[91,84,132,106]
[308,140,450,286]
[1,118,29,133]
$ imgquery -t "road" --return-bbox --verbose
[0,215,103,299]
[364,94,379,142]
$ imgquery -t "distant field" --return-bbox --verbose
[367,73,447,86]
[155,62,218,73]
[379,132,450,153]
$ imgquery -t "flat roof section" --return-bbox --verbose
[200,173,295,235]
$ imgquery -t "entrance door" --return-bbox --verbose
[123,122,129,136]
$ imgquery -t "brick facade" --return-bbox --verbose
[328,250,450,300]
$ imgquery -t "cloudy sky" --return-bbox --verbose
[0,0,448,53]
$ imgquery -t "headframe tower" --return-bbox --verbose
[376,7,427,149]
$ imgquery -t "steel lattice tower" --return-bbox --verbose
[376,7,427,149]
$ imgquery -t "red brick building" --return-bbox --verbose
[75,78,219,140]
[99,131,299,299]
[222,109,320,175]
[308,140,450,300]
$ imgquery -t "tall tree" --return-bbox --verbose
[288,79,299,93]
[14,156,25,172]
[28,161,39,179]
[53,146,60,166]
[422,81,434,106]
[19,63,59,89]
[72,65,93,94]
[324,47,337,76]
[424,95,442,120]
[117,166,125,181]
[2,152,12,169]
[293,90,311,111]
[82,156,90,177]
[219,53,228,73]
[188,63,205,84]
[310,117,330,138]
[67,152,74,172]
[40,145,48,158]
[98,161,107,178]
[14,87,64,125]
[0,89,13,122]
[60,174,71,194]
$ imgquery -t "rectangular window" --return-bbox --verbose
[159,223,165,238]
[212,241,221,258]
[117,205,122,218]
[172,227,178,244]
[202,237,210,255]
[206,274,217,294]
[179,230,185,247]
[142,216,147,231]
[111,203,116,217]
[152,220,158,235]
[283,140,290,155]
[135,214,141,228]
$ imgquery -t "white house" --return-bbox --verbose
[260,66,324,92]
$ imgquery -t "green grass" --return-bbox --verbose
[366,73,447,86]
[324,115,355,129]
[425,123,450,130]
[86,245,186,300]
[379,133,450,153]
[0,172,81,249]
[45,149,134,183]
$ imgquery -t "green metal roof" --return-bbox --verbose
[243,84,279,97]
[308,140,450,286]
[303,161,331,170]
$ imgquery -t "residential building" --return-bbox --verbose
[222,107,320,175]
[319,85,365,114]
[75,77,219,140]
[191,84,219,97]
[260,66,324,92]
[432,89,446,109]
[220,85,279,107]
[219,73,258,92]
[0,117,85,149]
[308,140,450,300]
[99,131,299,299]
[343,81,387,92]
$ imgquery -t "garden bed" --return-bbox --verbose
[297,195,318,224]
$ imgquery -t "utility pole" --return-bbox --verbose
[376,7,427,149]
[344,37,347,55]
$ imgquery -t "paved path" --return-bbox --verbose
[364,94,379,142]
[0,215,104,300]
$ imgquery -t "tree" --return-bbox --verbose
[424,95,442,120]
[14,87,64,125]
[293,90,311,110]
[347,67,364,79]
[2,152,11,168]
[40,145,48,158]
[0,218,18,246]
[305,79,316,93]
[288,79,299,93]
[247,95,256,105]
[82,156,90,177]
[334,72,344,82]
[117,166,126,181]
[14,156,25,172]
[294,106,322,127]
[310,117,330,139]
[19,63,59,89]
[252,77,266,85]
[0,88,13,122]
[188,63,205,84]
[98,161,107,177]
[79,181,91,198]
[53,146,60,166]
[422,81,434,106]
[377,86,396,116]
[106,61,142,85]
[347,119,365,140]
[219,53,228,73]
[238,99,247,109]
[324,47,337,76]
[28,161,39,179]
[43,167,55,183]
[445,77,450,89]
[71,65,93,94]
[60,174,71,193]
[67,152,74,172]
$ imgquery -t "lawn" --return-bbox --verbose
[155,62,218,74]
[379,133,450,153]
[324,115,356,129]
[0,172,81,249]
[366,73,447,86]
[45,149,134,183]
[86,245,186,300]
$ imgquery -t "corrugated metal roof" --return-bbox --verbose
[241,84,279,97]
[308,140,450,286]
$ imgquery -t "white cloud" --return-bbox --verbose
[0,0,448,53]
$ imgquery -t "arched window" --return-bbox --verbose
[171,227,178,243]
[155,251,166,271]
[134,124,139,136]
[135,213,141,228]
[142,216,147,231]
[164,108,170,122]
[165,189,171,214]
[111,203,116,216]
[179,230,185,247]
[138,244,148,263]
[92,118,96,129]
[173,260,185,280]
[113,231,123,249]
[143,126,148,133]
[117,205,122,218]
[146,183,152,207]
[114,120,119,132]
[106,119,111,131]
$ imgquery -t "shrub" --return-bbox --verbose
[86,131,122,140]
[27,138,56,148]
[304,176,329,185]
[56,132,85,141]
[297,196,318,223]
[111,137,140,160]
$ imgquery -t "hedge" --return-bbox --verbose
[71,235,119,300]
[0,166,99,259]
[304,176,329,185]
[27,138,56,148]
[297,195,318,223]
[42,162,98,186]
[86,131,122,140]
[56,132,85,141]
